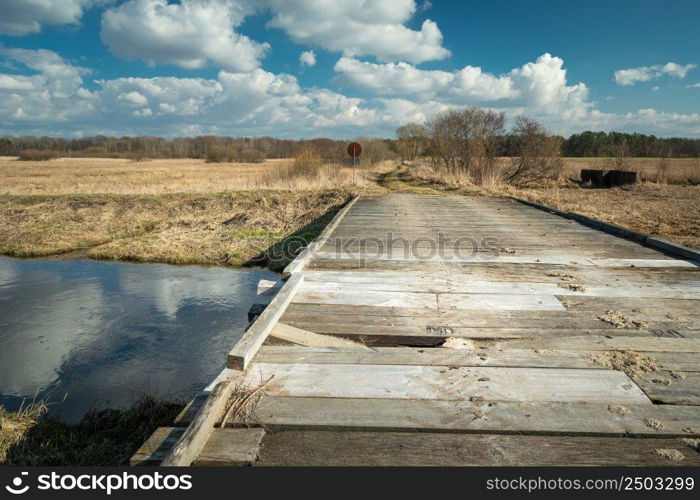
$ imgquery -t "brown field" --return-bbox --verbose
[0,156,380,195]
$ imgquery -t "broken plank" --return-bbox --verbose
[269,323,369,350]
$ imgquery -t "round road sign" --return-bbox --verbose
[347,142,362,157]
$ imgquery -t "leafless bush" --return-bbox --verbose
[656,156,670,183]
[353,137,398,166]
[237,149,266,163]
[425,107,505,185]
[17,149,60,161]
[396,123,429,160]
[502,117,563,186]
[608,141,631,171]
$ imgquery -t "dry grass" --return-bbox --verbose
[0,156,384,195]
[0,190,353,270]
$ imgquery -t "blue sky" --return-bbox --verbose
[1,0,699,138]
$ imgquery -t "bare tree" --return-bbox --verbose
[396,123,428,160]
[502,117,563,186]
[425,107,505,185]
[609,140,631,171]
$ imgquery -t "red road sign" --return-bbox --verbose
[347,142,362,157]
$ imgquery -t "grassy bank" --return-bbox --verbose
[0,397,182,466]
[0,190,353,271]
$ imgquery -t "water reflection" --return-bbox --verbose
[0,256,278,422]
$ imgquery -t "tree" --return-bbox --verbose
[425,107,505,185]
[395,123,428,160]
[502,117,563,186]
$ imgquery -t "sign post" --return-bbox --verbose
[347,142,362,185]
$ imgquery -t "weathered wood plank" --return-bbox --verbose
[256,431,700,466]
[194,428,265,466]
[634,371,700,405]
[160,380,233,467]
[228,273,304,370]
[269,323,369,350]
[254,346,700,373]
[242,363,651,404]
[229,396,700,437]
[131,427,185,466]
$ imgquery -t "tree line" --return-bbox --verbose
[1,128,698,161]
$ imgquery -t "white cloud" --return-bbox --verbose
[335,53,590,122]
[1,47,700,138]
[266,0,449,64]
[614,62,697,86]
[686,82,700,88]
[0,0,106,35]
[299,50,316,67]
[101,0,268,72]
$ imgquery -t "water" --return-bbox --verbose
[0,256,278,422]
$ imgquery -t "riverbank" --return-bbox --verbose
[0,190,353,271]
[0,396,182,466]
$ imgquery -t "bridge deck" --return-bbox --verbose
[135,194,700,466]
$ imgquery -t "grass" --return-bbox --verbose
[0,156,382,195]
[0,396,183,466]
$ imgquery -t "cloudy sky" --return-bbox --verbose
[1,0,699,138]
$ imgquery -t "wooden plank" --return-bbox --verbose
[256,431,700,466]
[242,363,651,404]
[502,336,700,352]
[160,380,233,467]
[254,346,700,373]
[299,279,700,299]
[633,371,700,405]
[173,393,209,426]
[438,293,566,311]
[194,428,265,466]
[131,427,185,466]
[130,427,265,466]
[230,396,700,437]
[269,323,369,350]
[294,289,437,309]
[228,273,304,370]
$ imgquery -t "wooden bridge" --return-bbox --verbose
[133,194,700,466]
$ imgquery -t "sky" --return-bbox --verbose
[0,0,699,139]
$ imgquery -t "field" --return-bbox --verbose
[0,156,378,194]
[0,156,392,270]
